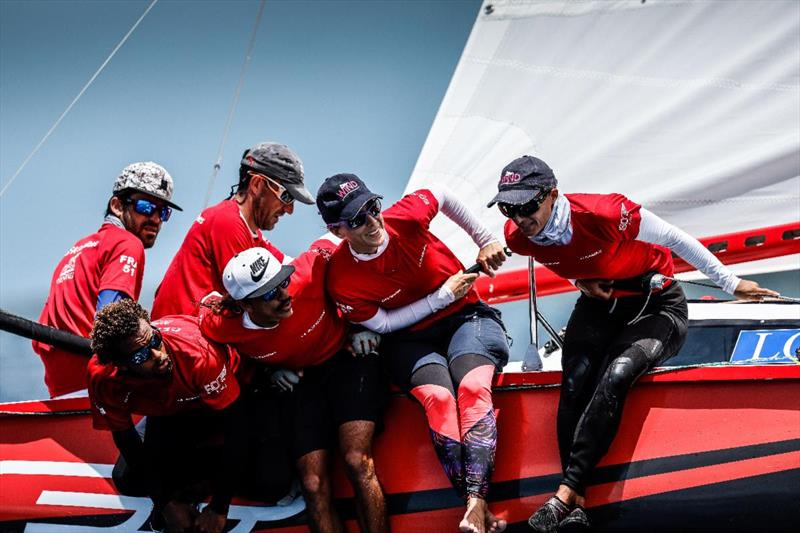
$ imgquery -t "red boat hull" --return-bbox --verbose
[2,365,799,532]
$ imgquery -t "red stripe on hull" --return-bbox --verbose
[588,450,800,506]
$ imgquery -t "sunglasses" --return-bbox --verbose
[124,327,162,366]
[345,199,382,230]
[498,188,552,219]
[260,277,291,302]
[252,172,294,205]
[124,197,172,221]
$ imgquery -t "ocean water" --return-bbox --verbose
[1,271,797,403]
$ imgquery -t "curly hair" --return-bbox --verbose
[91,299,150,364]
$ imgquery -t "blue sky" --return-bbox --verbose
[0,0,482,305]
[0,0,482,399]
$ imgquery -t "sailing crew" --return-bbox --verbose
[88,300,245,533]
[33,162,181,398]
[317,174,509,533]
[201,241,388,533]
[490,155,780,533]
[151,141,313,318]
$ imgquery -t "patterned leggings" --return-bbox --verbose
[409,353,497,499]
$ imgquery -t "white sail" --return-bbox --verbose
[407,0,800,274]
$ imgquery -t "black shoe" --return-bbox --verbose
[559,506,590,532]
[528,496,571,533]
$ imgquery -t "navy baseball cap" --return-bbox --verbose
[316,173,383,225]
[487,155,557,207]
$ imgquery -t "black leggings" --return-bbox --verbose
[558,282,688,493]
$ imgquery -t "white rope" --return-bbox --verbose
[202,0,267,208]
[0,0,160,199]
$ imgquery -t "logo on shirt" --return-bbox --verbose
[414,192,430,205]
[196,214,205,224]
[336,302,354,314]
[381,288,402,303]
[56,254,80,284]
[579,249,603,261]
[336,180,360,199]
[65,240,99,257]
[500,171,522,185]
[417,244,428,267]
[250,256,269,282]
[300,310,326,339]
[619,203,632,232]
[119,255,138,277]
[203,365,229,395]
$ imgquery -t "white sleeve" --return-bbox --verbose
[355,285,456,334]
[429,185,498,248]
[637,208,741,294]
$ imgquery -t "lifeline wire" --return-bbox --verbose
[0,0,160,199]
[202,0,267,208]
[656,274,800,303]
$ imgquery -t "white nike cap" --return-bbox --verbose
[222,247,295,300]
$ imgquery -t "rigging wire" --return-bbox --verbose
[202,0,267,208]
[0,0,160,199]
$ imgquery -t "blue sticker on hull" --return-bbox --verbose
[731,329,800,364]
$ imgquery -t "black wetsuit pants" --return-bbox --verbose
[558,282,688,494]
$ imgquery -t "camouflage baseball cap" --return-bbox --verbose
[240,142,314,205]
[113,162,182,211]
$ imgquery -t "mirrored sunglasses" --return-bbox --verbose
[125,327,162,366]
[346,199,382,229]
[124,197,172,221]
[498,188,552,219]
[260,277,291,302]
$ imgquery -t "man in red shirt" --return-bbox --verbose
[318,174,509,533]
[152,142,313,318]
[34,162,181,398]
[89,299,244,533]
[492,155,779,533]
[201,240,387,533]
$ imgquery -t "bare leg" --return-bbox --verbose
[297,449,344,533]
[555,484,581,507]
[339,420,389,533]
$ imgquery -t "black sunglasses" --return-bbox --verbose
[498,188,552,219]
[124,327,162,366]
[124,197,172,221]
[346,199,382,229]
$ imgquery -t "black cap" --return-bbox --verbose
[316,173,383,224]
[487,155,557,207]
[240,142,314,204]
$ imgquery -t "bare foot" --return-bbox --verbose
[485,508,507,533]
[459,496,487,533]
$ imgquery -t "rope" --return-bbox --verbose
[0,0,160,199]
[202,0,267,208]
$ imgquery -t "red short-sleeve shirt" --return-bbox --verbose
[34,223,145,398]
[201,239,347,371]
[87,315,240,432]
[505,193,674,290]
[326,190,479,331]
[152,199,284,319]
